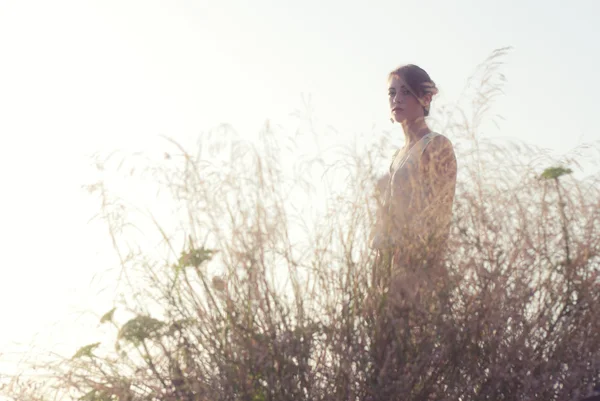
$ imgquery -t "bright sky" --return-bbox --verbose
[1,0,599,374]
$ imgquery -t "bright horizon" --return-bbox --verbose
[1,0,599,375]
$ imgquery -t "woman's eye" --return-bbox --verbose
[388,92,395,97]
[401,89,410,95]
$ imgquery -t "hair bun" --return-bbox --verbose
[421,81,439,96]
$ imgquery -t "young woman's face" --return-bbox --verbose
[388,75,427,123]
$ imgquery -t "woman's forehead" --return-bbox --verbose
[388,74,408,88]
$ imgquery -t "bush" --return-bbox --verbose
[3,48,599,401]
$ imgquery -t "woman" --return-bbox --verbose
[367,65,457,397]
[370,64,457,287]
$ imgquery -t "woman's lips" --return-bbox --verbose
[392,107,403,113]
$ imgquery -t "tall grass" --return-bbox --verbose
[3,48,600,401]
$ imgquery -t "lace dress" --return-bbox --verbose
[370,132,440,250]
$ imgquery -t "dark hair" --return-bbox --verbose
[388,64,438,116]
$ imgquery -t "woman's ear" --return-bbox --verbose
[422,93,433,108]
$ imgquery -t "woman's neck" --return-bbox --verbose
[401,118,431,147]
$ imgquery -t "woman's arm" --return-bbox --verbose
[418,135,457,245]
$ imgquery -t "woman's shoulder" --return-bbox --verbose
[426,132,452,145]
[423,132,454,153]
[420,133,456,168]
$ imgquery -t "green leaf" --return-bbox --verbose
[540,166,573,180]
[176,247,215,270]
[72,342,101,359]
[117,315,165,345]
[100,307,116,324]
